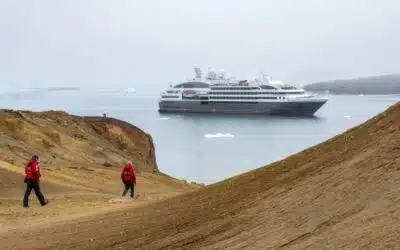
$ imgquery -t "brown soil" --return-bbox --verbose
[0,109,161,172]
[0,109,200,246]
[0,103,399,249]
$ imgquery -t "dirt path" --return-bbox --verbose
[0,160,198,244]
[0,192,177,235]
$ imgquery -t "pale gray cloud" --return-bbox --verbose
[1,0,399,90]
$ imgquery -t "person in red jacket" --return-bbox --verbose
[121,161,136,198]
[23,155,48,207]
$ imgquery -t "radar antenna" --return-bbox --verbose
[194,67,202,79]
[261,72,271,81]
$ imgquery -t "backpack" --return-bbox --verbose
[122,166,133,181]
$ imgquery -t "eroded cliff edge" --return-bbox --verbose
[0,109,159,173]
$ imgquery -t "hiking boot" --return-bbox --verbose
[41,199,49,206]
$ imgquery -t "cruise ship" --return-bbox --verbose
[158,67,328,116]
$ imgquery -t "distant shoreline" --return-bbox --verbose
[304,74,400,95]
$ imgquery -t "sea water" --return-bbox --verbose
[1,88,398,184]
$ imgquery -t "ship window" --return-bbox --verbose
[260,85,277,89]
[174,82,210,88]
[281,86,297,90]
[162,95,179,98]
[209,101,258,104]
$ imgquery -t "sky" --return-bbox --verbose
[0,0,399,90]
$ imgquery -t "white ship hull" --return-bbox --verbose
[158,98,327,116]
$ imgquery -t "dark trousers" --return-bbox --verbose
[122,181,135,198]
[23,179,46,207]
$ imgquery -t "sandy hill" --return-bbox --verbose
[0,109,200,235]
[0,109,159,172]
[1,103,399,249]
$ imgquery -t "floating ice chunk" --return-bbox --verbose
[204,133,235,138]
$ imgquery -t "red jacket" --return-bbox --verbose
[121,163,136,184]
[25,159,41,182]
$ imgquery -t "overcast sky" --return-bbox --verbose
[1,0,399,89]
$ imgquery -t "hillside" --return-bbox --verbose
[0,102,398,249]
[0,109,159,172]
[0,109,200,234]
[304,74,400,94]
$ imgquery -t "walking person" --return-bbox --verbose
[23,155,48,207]
[121,161,136,198]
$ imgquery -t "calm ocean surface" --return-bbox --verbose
[1,89,399,184]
